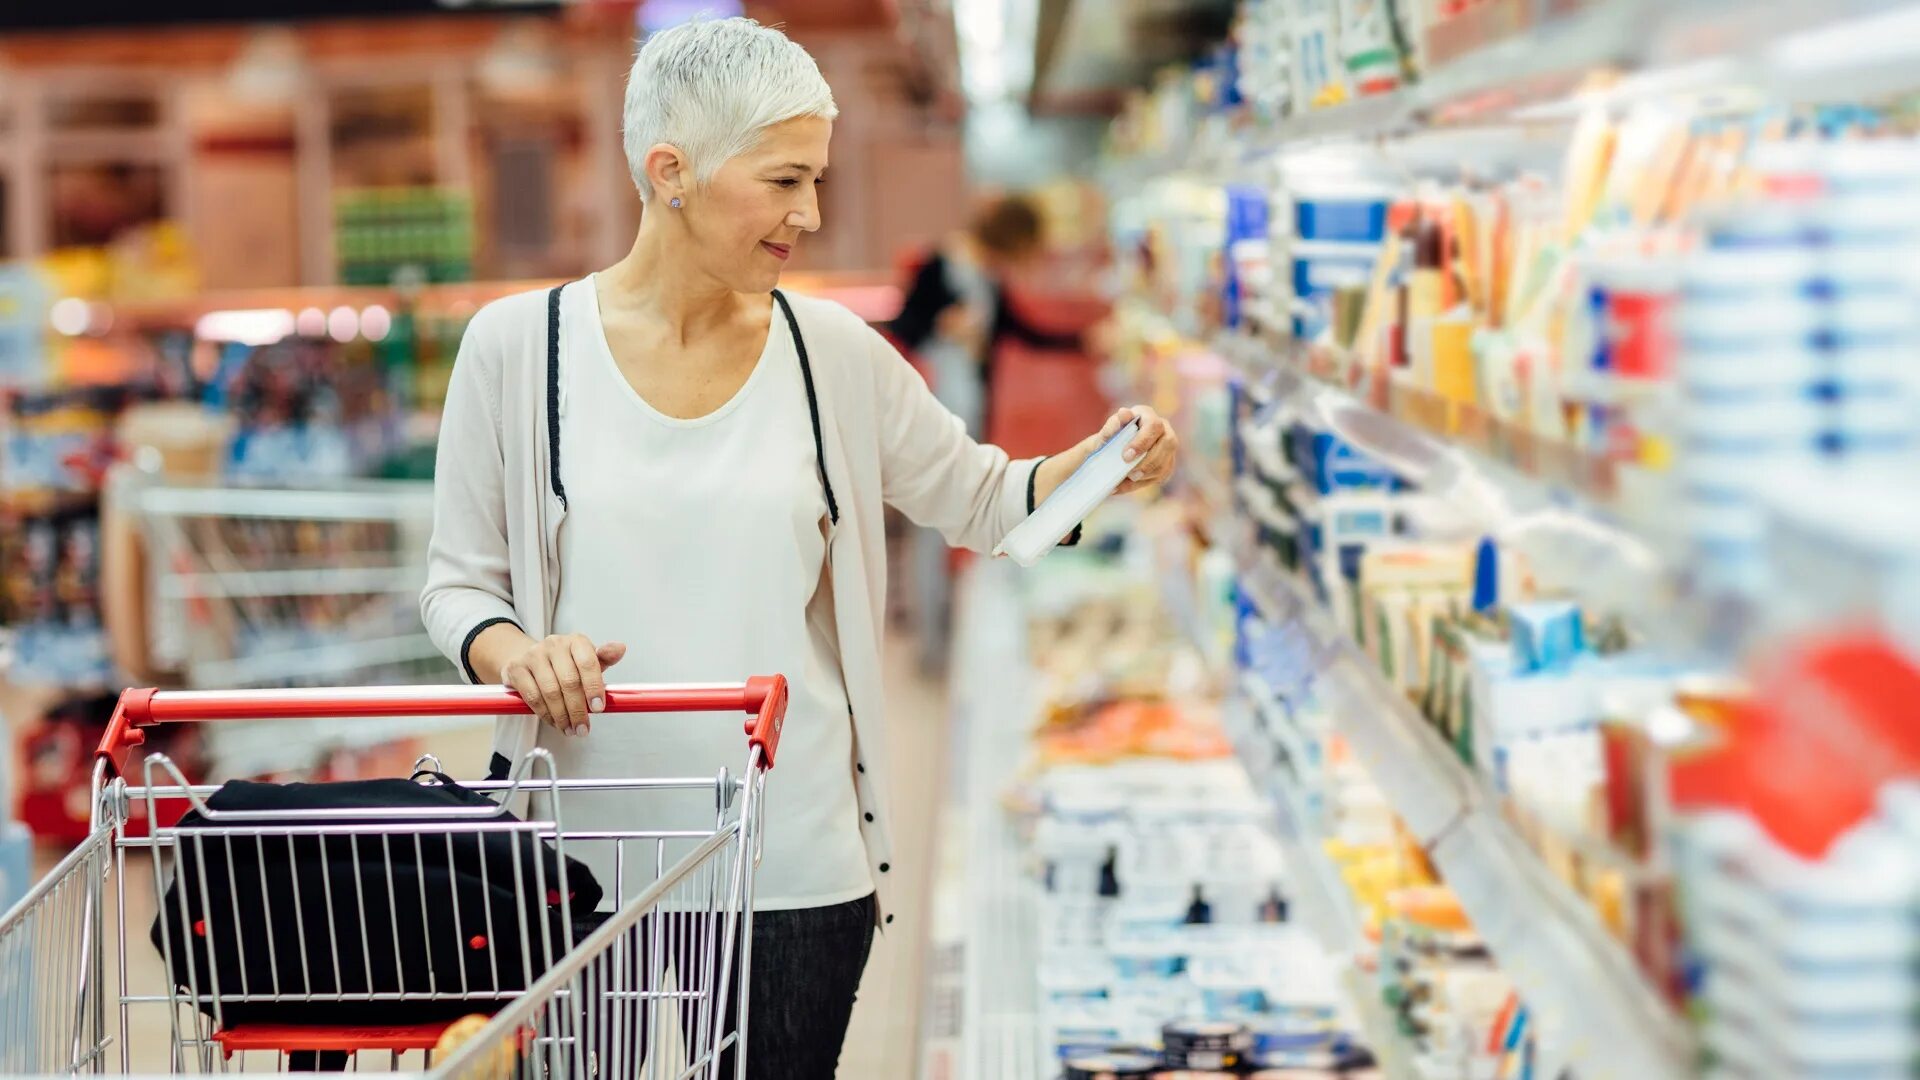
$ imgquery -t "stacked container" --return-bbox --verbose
[1678,138,1920,597]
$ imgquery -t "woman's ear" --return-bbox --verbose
[645,143,689,207]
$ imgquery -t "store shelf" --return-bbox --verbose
[1414,0,1648,124]
[1233,546,1694,1080]
[1344,968,1420,1080]
[1236,552,1475,846]
[99,272,900,330]
[105,280,557,329]
[1280,341,1633,518]
[1235,675,1422,1080]
[1257,91,1414,151]
[1416,0,1920,125]
[1162,0,1920,169]
[1248,342,1789,663]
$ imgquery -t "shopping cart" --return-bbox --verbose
[0,677,787,1078]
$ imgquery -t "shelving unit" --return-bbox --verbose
[1231,341,1782,665]
[941,555,1446,1080]
[1139,0,1920,178]
[1113,2,1920,1076]
[1233,676,1425,1080]
[1232,544,1693,1080]
[101,271,901,330]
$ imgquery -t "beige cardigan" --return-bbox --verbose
[420,280,1057,927]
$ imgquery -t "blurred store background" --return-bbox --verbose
[7,0,1920,1078]
[0,0,1133,844]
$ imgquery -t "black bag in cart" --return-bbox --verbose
[149,773,603,1029]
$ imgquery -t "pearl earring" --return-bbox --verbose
[670,197,682,209]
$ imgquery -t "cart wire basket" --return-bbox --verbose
[0,676,787,1078]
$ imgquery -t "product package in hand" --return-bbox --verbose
[998,421,1141,566]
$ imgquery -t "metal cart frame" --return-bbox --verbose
[0,677,786,1078]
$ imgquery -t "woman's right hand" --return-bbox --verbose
[502,633,628,736]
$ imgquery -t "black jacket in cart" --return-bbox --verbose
[150,774,603,1027]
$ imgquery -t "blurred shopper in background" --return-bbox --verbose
[888,193,1083,436]
[889,194,1092,671]
[419,17,1178,1079]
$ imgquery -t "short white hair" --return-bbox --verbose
[622,17,838,202]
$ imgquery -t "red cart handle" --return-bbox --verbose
[96,677,788,778]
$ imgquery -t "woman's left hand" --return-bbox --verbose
[1090,404,1178,494]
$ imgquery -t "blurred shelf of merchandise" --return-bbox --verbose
[930,1,1920,1079]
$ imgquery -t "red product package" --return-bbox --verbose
[1668,633,1920,859]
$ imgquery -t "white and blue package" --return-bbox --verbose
[1509,600,1585,673]
[1225,186,1272,330]
[1286,424,1399,494]
[1290,241,1380,340]
[1293,192,1392,244]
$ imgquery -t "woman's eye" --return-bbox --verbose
[775,178,801,188]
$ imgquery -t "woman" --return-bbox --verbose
[420,17,1176,1077]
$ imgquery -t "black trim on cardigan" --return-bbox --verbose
[545,285,568,510]
[772,289,840,525]
[1027,457,1083,547]
[460,616,520,684]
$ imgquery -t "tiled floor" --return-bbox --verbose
[22,630,946,1076]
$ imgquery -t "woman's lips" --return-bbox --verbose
[761,241,792,261]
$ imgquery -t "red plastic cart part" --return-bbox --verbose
[96,676,788,778]
[214,1021,458,1055]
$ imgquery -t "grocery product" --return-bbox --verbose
[334,187,474,286]
[1064,1053,1161,1080]
[998,422,1141,566]
[1159,1019,1251,1070]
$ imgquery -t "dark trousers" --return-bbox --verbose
[578,893,876,1080]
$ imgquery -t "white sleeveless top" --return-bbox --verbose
[540,276,873,911]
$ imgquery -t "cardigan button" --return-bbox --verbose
[856,763,865,774]
[885,914,894,925]
[864,813,874,822]
[878,862,890,873]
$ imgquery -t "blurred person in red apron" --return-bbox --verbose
[888,195,1089,671]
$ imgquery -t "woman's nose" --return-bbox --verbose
[789,187,822,232]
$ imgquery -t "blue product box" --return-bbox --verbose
[1228,186,1271,243]
[1306,431,1397,493]
[1294,196,1390,244]
[1224,187,1271,330]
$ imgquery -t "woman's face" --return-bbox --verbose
[678,115,831,294]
